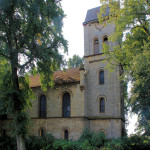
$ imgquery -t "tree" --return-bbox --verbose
[0,0,67,150]
[67,54,83,68]
[98,0,150,135]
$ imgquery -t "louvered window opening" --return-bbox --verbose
[94,39,99,54]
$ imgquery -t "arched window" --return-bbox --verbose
[64,130,69,140]
[103,35,108,45]
[62,93,70,117]
[39,95,47,118]
[39,128,45,136]
[100,98,105,113]
[94,38,99,54]
[99,70,104,84]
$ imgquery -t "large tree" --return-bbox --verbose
[0,0,67,149]
[98,0,150,135]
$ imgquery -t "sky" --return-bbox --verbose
[60,0,137,136]
[61,0,101,58]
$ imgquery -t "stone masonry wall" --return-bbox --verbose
[27,83,84,118]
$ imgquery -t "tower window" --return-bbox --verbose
[103,36,108,45]
[94,38,99,54]
[39,95,47,118]
[62,93,71,117]
[99,70,104,84]
[64,130,69,140]
[100,98,105,113]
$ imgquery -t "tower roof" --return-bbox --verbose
[83,6,110,25]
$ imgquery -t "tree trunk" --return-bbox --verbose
[16,135,26,150]
[10,52,26,150]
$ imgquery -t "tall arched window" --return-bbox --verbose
[94,38,99,54]
[64,130,69,140]
[39,95,47,118]
[99,70,104,84]
[100,98,105,113]
[62,93,70,117]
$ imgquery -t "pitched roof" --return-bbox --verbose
[83,6,110,25]
[29,68,80,88]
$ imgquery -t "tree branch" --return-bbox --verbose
[135,24,150,37]
[19,58,33,69]
[146,0,150,7]
[0,52,10,60]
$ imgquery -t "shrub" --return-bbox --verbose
[91,131,106,148]
[26,134,54,150]
[41,134,55,150]
[78,128,94,143]
[80,140,95,150]
[129,135,150,150]
[26,136,42,150]
[53,139,80,150]
[102,136,132,150]
[0,136,17,150]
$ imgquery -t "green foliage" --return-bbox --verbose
[78,128,106,149]
[67,54,83,68]
[103,136,132,150]
[78,128,94,143]
[41,134,55,150]
[0,0,67,105]
[91,131,106,148]
[25,134,54,150]
[25,136,42,150]
[129,135,150,150]
[0,136,17,150]
[102,135,150,150]
[80,140,95,150]
[128,42,150,136]
[53,139,80,150]
[14,111,31,138]
[0,57,13,114]
[98,0,150,135]
[1,132,150,150]
[0,0,67,148]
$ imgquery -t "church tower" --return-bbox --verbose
[83,6,125,138]
[0,6,125,140]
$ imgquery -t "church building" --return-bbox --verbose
[0,6,125,140]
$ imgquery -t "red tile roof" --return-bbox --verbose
[29,68,80,87]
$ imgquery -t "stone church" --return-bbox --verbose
[0,6,125,140]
